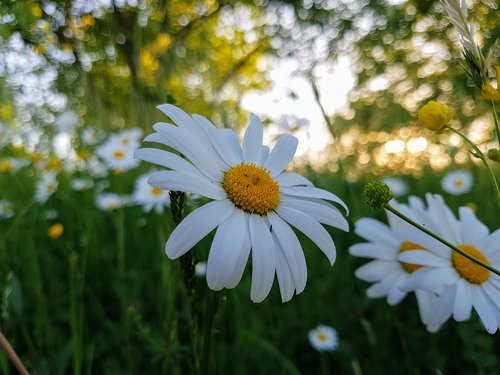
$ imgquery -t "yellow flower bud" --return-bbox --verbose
[418,101,452,131]
[48,223,64,239]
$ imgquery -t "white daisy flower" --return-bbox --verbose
[35,172,58,203]
[110,128,143,148]
[86,157,109,178]
[441,169,473,195]
[349,196,441,332]
[81,127,103,145]
[132,172,170,214]
[0,157,30,173]
[0,200,14,219]
[96,136,140,171]
[382,176,408,197]
[308,325,338,352]
[55,110,80,134]
[135,104,349,303]
[399,194,500,334]
[70,178,94,191]
[96,193,123,211]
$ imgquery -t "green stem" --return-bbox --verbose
[384,204,500,277]
[490,101,500,150]
[445,125,500,208]
[0,331,29,375]
[200,290,216,375]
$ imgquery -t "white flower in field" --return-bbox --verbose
[382,177,408,197]
[81,127,103,145]
[96,193,123,211]
[0,200,14,219]
[35,172,58,203]
[70,178,94,191]
[195,261,207,277]
[132,172,170,214]
[308,325,338,352]
[86,158,108,178]
[349,196,441,332]
[110,128,143,148]
[441,169,473,195]
[96,136,140,171]
[0,157,30,173]
[399,194,500,334]
[135,104,349,303]
[55,110,80,134]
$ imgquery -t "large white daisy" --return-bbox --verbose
[399,194,500,334]
[135,104,349,302]
[349,196,440,332]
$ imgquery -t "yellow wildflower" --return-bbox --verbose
[480,66,500,101]
[418,101,452,131]
[48,223,64,239]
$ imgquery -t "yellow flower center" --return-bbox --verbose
[0,160,13,172]
[150,187,163,196]
[222,163,280,214]
[452,245,490,284]
[317,332,328,342]
[454,179,463,188]
[48,223,64,239]
[113,150,125,159]
[399,241,426,273]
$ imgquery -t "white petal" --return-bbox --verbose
[415,289,438,326]
[354,218,400,248]
[275,172,313,187]
[243,114,264,164]
[459,207,489,247]
[157,104,204,139]
[249,214,276,303]
[153,122,225,181]
[280,197,348,231]
[349,243,397,261]
[479,229,500,255]
[366,272,401,299]
[429,284,455,327]
[220,129,244,164]
[387,274,408,305]
[206,209,250,290]
[225,217,252,288]
[257,145,269,166]
[281,186,348,214]
[264,134,298,177]
[148,171,226,200]
[268,212,307,294]
[274,239,295,302]
[452,279,472,321]
[355,260,400,282]
[276,205,336,265]
[134,148,201,176]
[192,114,235,167]
[398,250,450,267]
[144,132,169,145]
[165,200,234,258]
[473,288,498,334]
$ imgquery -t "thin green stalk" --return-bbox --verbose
[69,252,83,375]
[445,125,500,207]
[384,204,500,277]
[200,290,216,375]
[491,101,500,150]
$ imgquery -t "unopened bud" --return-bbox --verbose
[418,101,452,131]
[487,148,500,162]
[362,181,393,210]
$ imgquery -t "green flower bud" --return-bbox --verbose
[487,148,500,162]
[363,181,393,210]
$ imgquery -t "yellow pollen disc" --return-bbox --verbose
[454,179,463,188]
[113,150,125,159]
[0,161,13,172]
[452,245,490,284]
[150,187,163,196]
[317,333,327,342]
[222,163,280,214]
[399,241,426,273]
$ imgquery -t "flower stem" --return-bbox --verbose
[0,331,30,375]
[444,125,500,208]
[200,290,216,374]
[384,204,500,277]
[490,101,500,150]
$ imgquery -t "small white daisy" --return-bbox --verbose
[0,157,30,173]
[110,128,143,148]
[0,200,14,219]
[70,178,94,191]
[55,110,80,134]
[399,194,500,334]
[81,127,103,145]
[35,172,58,203]
[349,196,441,332]
[135,104,349,302]
[382,176,408,197]
[86,158,109,178]
[96,193,123,211]
[132,172,170,214]
[308,325,338,352]
[96,136,139,171]
[441,169,473,195]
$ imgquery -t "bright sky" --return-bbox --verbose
[241,55,355,160]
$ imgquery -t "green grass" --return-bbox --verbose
[1,163,499,374]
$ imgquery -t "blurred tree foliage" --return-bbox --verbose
[0,0,499,173]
